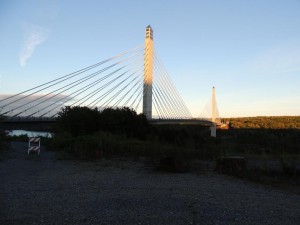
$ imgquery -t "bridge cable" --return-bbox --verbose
[49,61,144,117]
[88,62,144,108]
[152,86,172,119]
[154,49,192,118]
[121,77,143,107]
[155,48,192,117]
[152,89,164,118]
[114,74,143,107]
[153,49,192,118]
[0,47,144,116]
[5,48,144,117]
[153,57,188,118]
[153,84,175,119]
[79,54,144,107]
[153,65,183,119]
[33,66,126,117]
[0,45,143,105]
[153,55,188,118]
[152,52,185,118]
[10,63,126,117]
[101,67,144,108]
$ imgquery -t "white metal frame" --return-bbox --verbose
[28,137,41,155]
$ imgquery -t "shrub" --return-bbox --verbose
[215,157,247,175]
[280,154,298,177]
[0,116,9,153]
[99,107,149,139]
[51,132,73,151]
[55,106,150,140]
[8,134,28,142]
[56,106,100,137]
[0,130,9,153]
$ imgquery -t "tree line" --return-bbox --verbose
[51,106,216,160]
[225,116,300,129]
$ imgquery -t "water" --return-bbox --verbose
[7,130,53,138]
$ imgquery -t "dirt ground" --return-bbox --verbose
[0,142,299,225]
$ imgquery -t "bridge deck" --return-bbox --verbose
[1,117,219,131]
[150,119,214,125]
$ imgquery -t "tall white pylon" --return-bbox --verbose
[143,25,154,119]
[212,86,217,123]
[211,86,217,137]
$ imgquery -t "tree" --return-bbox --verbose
[56,106,100,137]
[99,107,149,139]
[55,106,150,139]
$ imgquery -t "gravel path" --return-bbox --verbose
[0,142,299,225]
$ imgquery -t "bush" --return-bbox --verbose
[51,132,73,151]
[99,107,149,139]
[52,131,207,161]
[52,132,124,160]
[55,106,150,140]
[0,130,9,153]
[280,154,298,177]
[215,157,247,175]
[7,134,28,142]
[56,106,100,137]
[53,106,222,161]
[0,116,9,153]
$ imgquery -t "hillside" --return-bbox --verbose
[225,116,300,129]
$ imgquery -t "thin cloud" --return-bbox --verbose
[0,93,73,117]
[19,23,50,67]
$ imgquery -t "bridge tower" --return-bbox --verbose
[212,86,217,123]
[211,86,217,137]
[143,25,154,119]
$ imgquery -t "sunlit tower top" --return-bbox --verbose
[145,25,153,40]
[143,25,154,119]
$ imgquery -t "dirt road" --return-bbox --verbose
[0,142,299,225]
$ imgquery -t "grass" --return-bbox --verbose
[3,127,299,192]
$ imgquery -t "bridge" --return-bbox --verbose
[0,26,223,135]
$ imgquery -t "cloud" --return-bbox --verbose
[0,94,73,117]
[19,23,50,67]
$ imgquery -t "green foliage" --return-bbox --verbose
[52,131,152,160]
[280,153,298,177]
[6,134,52,147]
[56,106,101,136]
[51,130,220,161]
[218,129,300,155]
[0,130,9,153]
[99,107,149,139]
[0,116,9,152]
[7,134,29,142]
[53,106,223,161]
[153,125,207,147]
[227,116,300,129]
[55,106,149,139]
[54,106,299,163]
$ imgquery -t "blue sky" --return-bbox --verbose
[0,0,300,117]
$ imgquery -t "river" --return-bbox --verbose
[7,130,53,138]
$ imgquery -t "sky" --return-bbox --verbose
[0,0,300,117]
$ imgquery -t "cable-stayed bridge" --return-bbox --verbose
[0,26,222,134]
